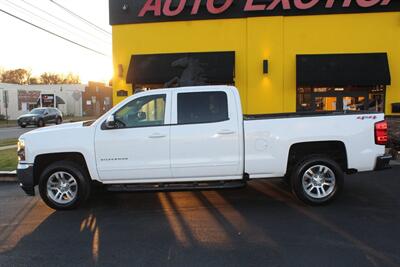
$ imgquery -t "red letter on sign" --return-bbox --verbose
[294,0,319,9]
[267,0,291,10]
[325,0,334,7]
[356,0,380,7]
[191,0,202,14]
[138,0,161,16]
[207,0,233,14]
[244,0,266,11]
[343,0,352,7]
[163,0,186,16]
[381,0,391,5]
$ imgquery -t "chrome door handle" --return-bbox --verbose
[148,133,166,138]
[217,129,235,135]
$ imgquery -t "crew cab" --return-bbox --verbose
[17,86,391,210]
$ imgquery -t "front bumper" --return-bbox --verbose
[17,164,35,196]
[374,155,392,171]
[18,121,35,126]
[18,118,39,126]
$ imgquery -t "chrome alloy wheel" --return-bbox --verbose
[302,165,336,199]
[47,171,78,204]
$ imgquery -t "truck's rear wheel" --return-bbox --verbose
[39,161,91,210]
[290,156,343,205]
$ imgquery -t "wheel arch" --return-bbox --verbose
[286,141,348,176]
[33,152,91,186]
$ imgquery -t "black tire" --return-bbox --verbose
[20,125,26,128]
[55,117,62,125]
[39,161,91,210]
[290,155,344,205]
[37,119,45,127]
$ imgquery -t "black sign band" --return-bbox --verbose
[110,0,400,25]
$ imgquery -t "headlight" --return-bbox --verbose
[17,139,25,161]
[31,117,37,121]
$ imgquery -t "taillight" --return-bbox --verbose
[375,120,388,145]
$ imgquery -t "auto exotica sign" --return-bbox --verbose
[109,0,400,24]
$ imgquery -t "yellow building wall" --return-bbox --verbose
[112,12,400,115]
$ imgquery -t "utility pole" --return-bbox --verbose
[0,88,2,116]
[3,90,9,125]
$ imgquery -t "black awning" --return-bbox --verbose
[296,53,391,87]
[126,52,235,87]
[56,96,65,105]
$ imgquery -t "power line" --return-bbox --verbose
[49,0,111,36]
[0,8,109,57]
[19,0,111,45]
[1,0,111,48]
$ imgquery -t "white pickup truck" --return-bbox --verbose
[17,86,391,210]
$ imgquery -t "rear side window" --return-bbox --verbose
[178,92,229,124]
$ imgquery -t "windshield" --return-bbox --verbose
[30,108,45,115]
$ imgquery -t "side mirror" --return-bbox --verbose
[44,112,49,115]
[137,111,146,121]
[105,114,116,129]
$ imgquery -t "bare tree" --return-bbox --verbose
[0,68,31,84]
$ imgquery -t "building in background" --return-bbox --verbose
[109,0,400,116]
[0,83,85,120]
[82,81,113,117]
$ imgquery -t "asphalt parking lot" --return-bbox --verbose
[0,167,399,267]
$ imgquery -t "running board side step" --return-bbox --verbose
[106,180,247,192]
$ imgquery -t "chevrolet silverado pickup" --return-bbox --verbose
[17,86,391,210]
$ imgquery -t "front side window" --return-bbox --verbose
[114,94,166,128]
[178,92,228,124]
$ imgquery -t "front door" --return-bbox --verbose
[95,92,172,182]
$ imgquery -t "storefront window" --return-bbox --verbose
[315,97,337,111]
[297,86,385,113]
[343,96,366,111]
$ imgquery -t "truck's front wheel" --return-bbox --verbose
[290,156,344,205]
[39,161,91,210]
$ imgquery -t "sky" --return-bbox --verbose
[0,0,112,84]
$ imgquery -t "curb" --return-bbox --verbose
[0,173,17,182]
[0,171,17,182]
[0,170,17,177]
[0,176,17,182]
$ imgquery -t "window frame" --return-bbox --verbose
[176,91,230,125]
[102,93,168,130]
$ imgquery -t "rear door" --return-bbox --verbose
[170,88,242,180]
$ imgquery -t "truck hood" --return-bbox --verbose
[20,122,85,139]
[18,120,97,164]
